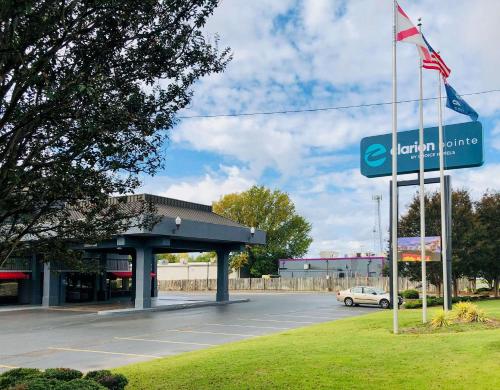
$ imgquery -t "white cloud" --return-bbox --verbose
[171,0,500,179]
[141,166,254,205]
[452,163,500,198]
[145,0,500,256]
[491,122,500,150]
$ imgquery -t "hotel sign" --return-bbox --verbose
[360,121,484,178]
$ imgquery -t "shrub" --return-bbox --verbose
[427,297,444,306]
[55,379,107,389]
[94,374,128,390]
[404,300,422,309]
[84,371,128,390]
[3,368,127,390]
[44,368,83,381]
[402,289,419,299]
[0,368,42,389]
[10,378,60,390]
[462,305,487,323]
[475,287,491,293]
[403,296,449,309]
[84,371,113,382]
[430,310,453,328]
[454,301,474,320]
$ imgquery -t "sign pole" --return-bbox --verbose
[391,0,399,334]
[418,19,427,323]
[437,71,449,312]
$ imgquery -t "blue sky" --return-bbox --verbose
[140,0,500,256]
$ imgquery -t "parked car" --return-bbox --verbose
[336,286,403,309]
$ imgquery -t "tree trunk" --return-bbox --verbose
[453,277,459,297]
[470,278,476,293]
[494,277,499,298]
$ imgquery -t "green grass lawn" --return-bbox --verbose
[116,300,500,390]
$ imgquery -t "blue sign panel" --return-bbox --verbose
[360,121,483,178]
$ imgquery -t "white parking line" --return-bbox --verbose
[239,318,315,324]
[48,347,159,359]
[265,314,335,320]
[206,323,290,330]
[115,337,216,346]
[307,309,361,314]
[162,329,258,337]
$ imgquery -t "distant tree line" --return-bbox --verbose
[397,190,499,297]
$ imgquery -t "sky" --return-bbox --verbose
[139,0,500,257]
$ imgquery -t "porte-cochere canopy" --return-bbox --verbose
[78,194,266,309]
[3,194,265,309]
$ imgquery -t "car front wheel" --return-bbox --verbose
[379,299,390,309]
[344,297,354,307]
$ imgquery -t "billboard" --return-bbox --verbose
[397,236,441,262]
[360,121,483,178]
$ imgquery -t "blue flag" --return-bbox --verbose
[444,82,478,121]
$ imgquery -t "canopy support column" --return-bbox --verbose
[216,249,230,302]
[42,262,61,307]
[135,246,153,309]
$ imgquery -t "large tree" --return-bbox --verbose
[398,189,476,294]
[471,192,500,296]
[213,186,313,277]
[0,0,230,265]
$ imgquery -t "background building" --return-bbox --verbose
[278,256,386,278]
[156,261,238,281]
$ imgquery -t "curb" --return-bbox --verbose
[97,298,250,316]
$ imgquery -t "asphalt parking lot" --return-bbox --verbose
[0,292,378,372]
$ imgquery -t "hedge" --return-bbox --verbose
[0,368,127,390]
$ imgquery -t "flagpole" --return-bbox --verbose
[391,0,399,334]
[417,19,427,323]
[437,71,449,312]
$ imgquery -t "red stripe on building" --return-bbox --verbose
[0,272,30,280]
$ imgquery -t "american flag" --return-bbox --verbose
[420,35,451,79]
[396,2,451,79]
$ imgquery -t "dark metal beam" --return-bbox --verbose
[397,177,441,187]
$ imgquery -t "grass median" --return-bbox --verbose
[115,300,500,390]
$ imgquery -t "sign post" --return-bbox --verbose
[388,176,452,311]
[362,121,482,314]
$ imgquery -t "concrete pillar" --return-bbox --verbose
[18,254,39,304]
[131,253,136,304]
[30,254,42,304]
[151,255,158,299]
[135,246,152,309]
[18,280,31,304]
[59,272,66,304]
[42,262,61,306]
[98,253,107,301]
[93,271,99,301]
[216,249,230,302]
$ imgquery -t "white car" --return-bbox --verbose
[336,286,402,309]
